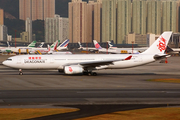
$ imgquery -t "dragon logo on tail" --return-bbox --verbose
[157,36,166,52]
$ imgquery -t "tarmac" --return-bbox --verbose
[0,54,180,119]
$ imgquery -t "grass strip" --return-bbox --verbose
[0,108,78,120]
[75,107,180,120]
[148,78,180,83]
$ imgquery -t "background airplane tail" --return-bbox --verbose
[78,42,83,49]
[28,41,36,47]
[59,39,69,47]
[107,41,113,47]
[56,39,69,50]
[53,40,59,50]
[93,40,102,49]
[7,41,10,47]
[50,40,60,49]
[142,31,172,54]
[38,42,44,48]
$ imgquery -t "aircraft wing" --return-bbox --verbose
[79,59,123,67]
[63,55,132,68]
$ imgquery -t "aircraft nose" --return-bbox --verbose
[2,61,7,66]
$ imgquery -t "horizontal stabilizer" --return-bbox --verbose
[154,54,171,60]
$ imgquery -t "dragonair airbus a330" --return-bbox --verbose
[3,32,172,76]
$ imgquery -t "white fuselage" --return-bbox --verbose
[11,47,34,53]
[108,47,148,53]
[0,47,9,52]
[29,48,49,54]
[98,48,146,54]
[79,47,98,52]
[3,54,155,70]
[57,47,68,51]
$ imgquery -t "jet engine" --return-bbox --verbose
[64,65,84,74]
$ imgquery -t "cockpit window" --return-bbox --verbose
[6,59,12,61]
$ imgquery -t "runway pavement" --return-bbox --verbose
[0,55,180,119]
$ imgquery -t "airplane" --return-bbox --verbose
[48,39,71,54]
[29,40,60,54]
[0,41,36,53]
[107,40,148,53]
[93,40,140,54]
[56,39,69,51]
[9,41,37,53]
[0,42,12,53]
[47,40,71,54]
[78,42,98,52]
[30,39,70,54]
[34,44,72,55]
[2,31,172,76]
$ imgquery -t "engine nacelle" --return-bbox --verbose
[64,65,84,74]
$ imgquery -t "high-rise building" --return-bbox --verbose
[147,0,161,34]
[19,0,55,21]
[86,1,94,43]
[0,25,7,41]
[0,9,4,25]
[102,0,117,43]
[69,0,102,43]
[94,0,102,42]
[25,18,32,42]
[19,0,32,20]
[44,0,55,20]
[176,0,180,32]
[116,0,132,44]
[132,0,146,35]
[45,15,69,43]
[69,0,87,43]
[32,0,44,20]
[162,0,178,33]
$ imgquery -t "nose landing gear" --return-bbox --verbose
[19,69,23,75]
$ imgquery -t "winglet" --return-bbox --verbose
[124,55,132,60]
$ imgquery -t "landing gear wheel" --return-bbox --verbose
[19,72,23,75]
[88,72,92,76]
[92,72,97,76]
[87,72,97,76]
[19,69,23,75]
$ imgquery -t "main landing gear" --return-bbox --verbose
[83,71,97,76]
[19,69,23,75]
